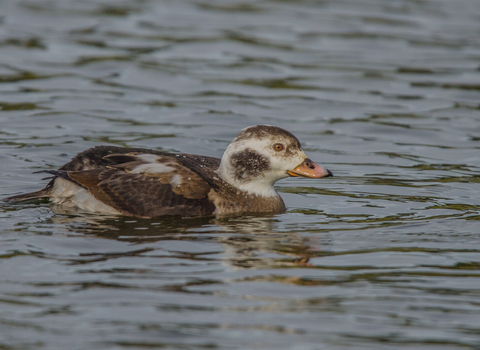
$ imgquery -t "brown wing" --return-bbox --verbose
[59,145,221,189]
[4,146,222,215]
[65,153,217,218]
[59,146,172,171]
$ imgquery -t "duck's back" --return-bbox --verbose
[5,146,221,218]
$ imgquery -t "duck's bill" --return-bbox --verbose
[287,159,333,178]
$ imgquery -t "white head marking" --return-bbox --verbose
[216,125,307,197]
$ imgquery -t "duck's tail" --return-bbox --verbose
[3,172,57,203]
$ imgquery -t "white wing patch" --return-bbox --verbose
[130,154,175,175]
[135,154,160,163]
[170,174,182,187]
[126,154,189,191]
[131,163,174,174]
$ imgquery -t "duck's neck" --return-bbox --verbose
[216,165,278,198]
[208,179,286,215]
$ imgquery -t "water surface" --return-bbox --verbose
[1,0,480,349]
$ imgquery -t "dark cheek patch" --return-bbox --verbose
[230,149,271,181]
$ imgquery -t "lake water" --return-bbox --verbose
[1,0,480,349]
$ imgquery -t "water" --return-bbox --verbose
[1,0,480,349]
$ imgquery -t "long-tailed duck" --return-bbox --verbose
[4,125,332,218]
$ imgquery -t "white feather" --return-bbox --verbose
[170,174,182,187]
[217,135,306,197]
[130,154,174,174]
[131,163,174,174]
[50,178,121,215]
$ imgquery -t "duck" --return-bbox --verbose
[3,125,333,218]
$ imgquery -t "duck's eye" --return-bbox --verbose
[273,143,285,151]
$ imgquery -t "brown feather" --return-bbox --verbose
[65,167,215,218]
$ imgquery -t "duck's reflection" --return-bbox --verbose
[48,211,317,269]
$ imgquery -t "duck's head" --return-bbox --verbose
[217,125,333,197]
